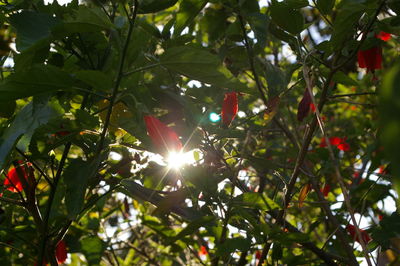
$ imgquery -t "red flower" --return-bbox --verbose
[56,240,67,264]
[357,46,382,72]
[321,184,330,197]
[297,88,312,122]
[255,250,261,260]
[377,31,391,42]
[319,137,350,151]
[221,92,238,126]
[352,172,364,186]
[378,166,387,175]
[329,137,342,146]
[346,224,372,244]
[144,116,182,152]
[310,103,316,113]
[319,137,327,148]
[3,165,29,192]
[337,141,350,152]
[198,245,208,256]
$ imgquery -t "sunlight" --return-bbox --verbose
[167,151,195,169]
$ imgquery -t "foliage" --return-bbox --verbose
[0,0,399,265]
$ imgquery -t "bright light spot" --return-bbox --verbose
[167,151,196,169]
[209,112,221,122]
[109,151,122,161]
[188,80,202,88]
[218,178,230,192]
[238,111,246,118]
[44,0,73,5]
[233,187,242,196]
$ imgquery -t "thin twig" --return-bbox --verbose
[96,0,140,154]
[329,92,377,98]
[123,63,161,77]
[307,64,373,265]
[15,148,53,188]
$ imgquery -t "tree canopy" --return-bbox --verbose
[0,0,400,265]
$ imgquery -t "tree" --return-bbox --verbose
[0,0,399,265]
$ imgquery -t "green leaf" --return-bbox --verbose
[0,99,62,169]
[380,61,400,188]
[0,65,75,102]
[81,236,105,265]
[160,46,248,90]
[63,159,98,219]
[75,109,99,129]
[332,71,358,86]
[330,3,364,47]
[215,237,251,256]
[239,0,260,14]
[14,43,50,71]
[371,212,400,250]
[388,0,400,14]
[138,0,179,14]
[138,18,162,38]
[233,192,280,210]
[0,101,16,118]
[120,179,201,221]
[168,216,214,243]
[264,61,287,97]
[268,21,298,46]
[316,0,335,15]
[9,11,60,51]
[284,0,309,9]
[73,6,114,30]
[278,231,309,244]
[270,1,304,35]
[174,0,208,36]
[74,70,112,92]
[53,6,114,37]
[247,13,269,46]
[272,242,283,261]
[199,7,229,42]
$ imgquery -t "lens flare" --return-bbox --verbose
[167,151,195,169]
[209,112,221,122]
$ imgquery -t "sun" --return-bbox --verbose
[167,151,195,169]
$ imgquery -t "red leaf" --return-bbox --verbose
[3,165,29,193]
[357,46,382,72]
[221,92,238,126]
[321,184,330,197]
[144,115,183,153]
[56,240,68,264]
[310,103,316,113]
[298,183,312,207]
[55,131,70,137]
[255,250,261,260]
[346,224,372,244]
[297,88,312,122]
[376,31,391,42]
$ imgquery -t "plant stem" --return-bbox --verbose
[38,142,71,266]
[96,0,140,155]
